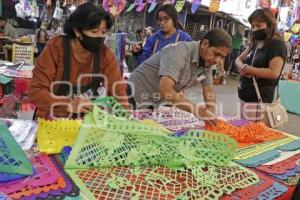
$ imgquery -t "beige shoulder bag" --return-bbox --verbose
[251,48,288,128]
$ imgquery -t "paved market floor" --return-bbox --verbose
[185,78,300,137]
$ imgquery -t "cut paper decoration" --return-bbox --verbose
[0,172,27,183]
[263,149,300,165]
[235,149,280,167]
[37,119,81,154]
[175,0,185,12]
[235,138,300,167]
[229,118,249,127]
[66,162,259,200]
[136,0,146,12]
[205,120,285,148]
[102,0,126,16]
[65,106,237,169]
[19,156,80,200]
[209,0,220,13]
[256,153,300,175]
[222,170,288,200]
[191,0,201,14]
[270,165,300,180]
[126,0,138,12]
[284,32,293,42]
[4,119,37,151]
[291,23,300,33]
[285,173,300,185]
[235,136,298,160]
[0,120,33,175]
[148,0,157,13]
[0,154,78,200]
[134,107,204,132]
[93,96,133,119]
[140,119,171,133]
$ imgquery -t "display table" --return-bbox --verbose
[279,80,300,115]
[0,104,300,200]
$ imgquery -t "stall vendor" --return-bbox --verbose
[0,17,18,39]
[129,28,232,125]
[29,3,129,118]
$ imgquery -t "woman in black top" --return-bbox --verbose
[235,8,287,124]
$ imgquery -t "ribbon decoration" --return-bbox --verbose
[148,0,157,13]
[191,0,202,14]
[136,0,147,12]
[103,0,126,16]
[209,0,220,13]
[175,0,185,12]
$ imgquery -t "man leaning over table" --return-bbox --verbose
[128,28,232,125]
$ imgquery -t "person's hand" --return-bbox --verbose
[131,44,142,53]
[239,65,252,78]
[196,106,217,126]
[67,96,93,114]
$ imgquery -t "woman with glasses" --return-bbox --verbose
[29,3,129,118]
[133,4,192,67]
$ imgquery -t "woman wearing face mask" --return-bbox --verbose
[133,4,192,67]
[29,3,129,118]
[235,8,287,124]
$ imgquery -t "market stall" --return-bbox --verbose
[0,0,300,199]
[0,97,300,199]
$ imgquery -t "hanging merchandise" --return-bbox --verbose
[175,0,185,12]
[258,0,271,8]
[164,0,175,4]
[191,0,202,14]
[104,33,126,67]
[30,0,39,18]
[15,0,32,19]
[290,34,299,44]
[148,0,157,13]
[136,0,146,12]
[291,23,300,33]
[126,0,137,12]
[284,32,293,42]
[40,6,48,21]
[209,0,220,13]
[102,0,126,16]
[53,0,64,20]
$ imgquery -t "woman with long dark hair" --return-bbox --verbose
[235,8,287,124]
[134,4,192,66]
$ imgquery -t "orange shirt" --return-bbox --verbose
[29,35,129,118]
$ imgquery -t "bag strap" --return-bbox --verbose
[56,36,101,96]
[151,32,180,55]
[152,38,159,55]
[250,47,264,103]
[251,46,281,103]
[175,33,180,42]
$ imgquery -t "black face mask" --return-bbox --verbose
[79,32,104,52]
[252,28,268,41]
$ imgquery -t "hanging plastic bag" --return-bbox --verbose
[53,0,63,20]
[15,0,32,19]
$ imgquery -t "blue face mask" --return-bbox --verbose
[79,32,105,52]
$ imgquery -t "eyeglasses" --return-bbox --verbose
[157,16,171,23]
